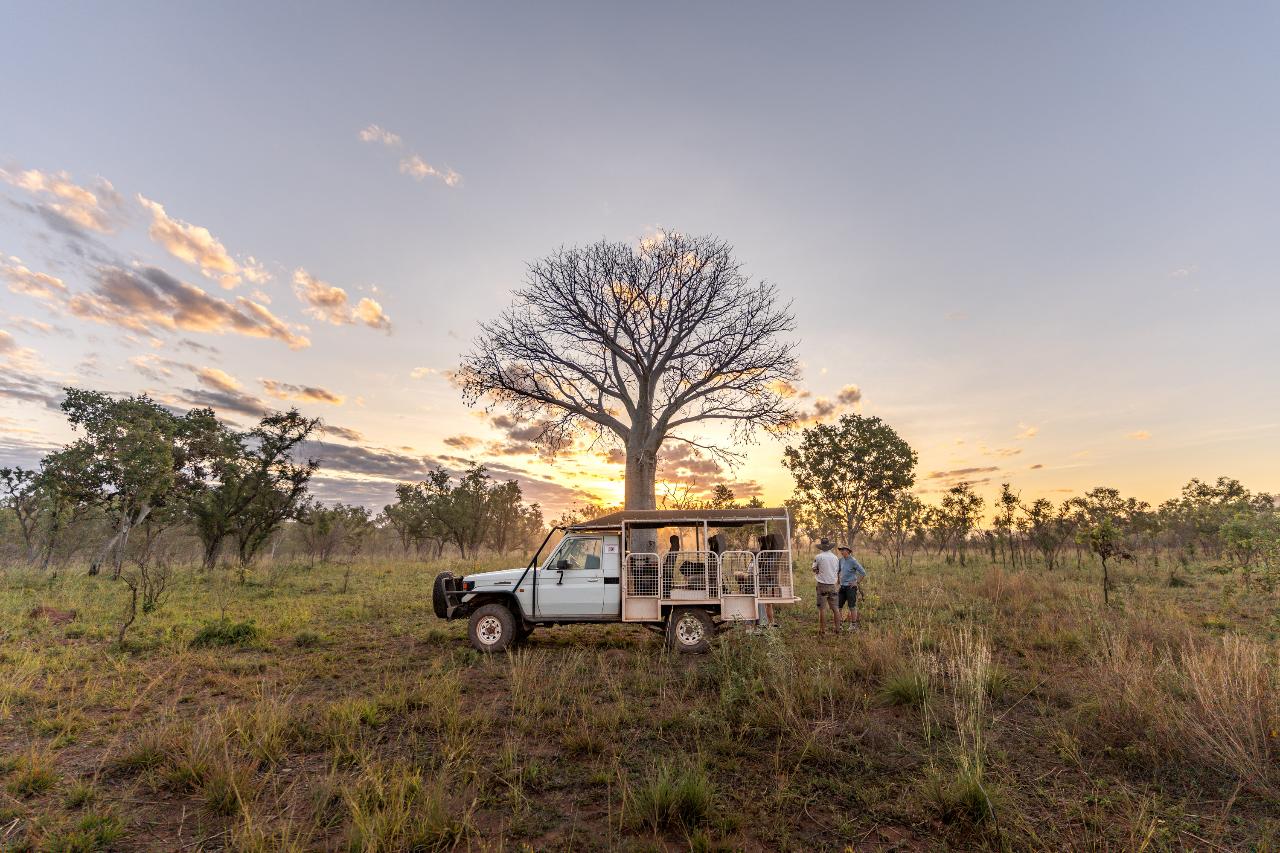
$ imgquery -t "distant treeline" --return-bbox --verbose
[0,388,546,574]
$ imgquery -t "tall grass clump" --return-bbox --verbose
[935,627,998,825]
[1173,634,1278,799]
[344,761,471,851]
[624,761,716,834]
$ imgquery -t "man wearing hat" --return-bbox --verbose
[811,538,841,636]
[837,545,866,631]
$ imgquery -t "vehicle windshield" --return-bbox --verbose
[547,536,602,570]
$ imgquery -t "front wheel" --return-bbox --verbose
[666,607,714,654]
[468,603,515,653]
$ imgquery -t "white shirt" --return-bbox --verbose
[811,550,840,585]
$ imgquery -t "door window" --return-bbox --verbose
[553,537,602,571]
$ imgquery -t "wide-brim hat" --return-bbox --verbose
[837,545,852,553]
[817,538,833,551]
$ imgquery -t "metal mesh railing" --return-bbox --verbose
[624,552,661,597]
[660,551,719,599]
[624,549,793,601]
[755,550,792,600]
[719,550,757,594]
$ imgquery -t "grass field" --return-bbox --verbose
[0,551,1277,851]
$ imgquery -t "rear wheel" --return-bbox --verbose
[666,607,714,654]
[468,603,515,653]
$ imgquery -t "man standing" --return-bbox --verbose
[811,538,841,636]
[837,545,866,631]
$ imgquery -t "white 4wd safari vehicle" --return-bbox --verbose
[432,508,799,653]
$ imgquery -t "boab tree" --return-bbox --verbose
[460,233,800,509]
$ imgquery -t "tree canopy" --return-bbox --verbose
[460,232,800,509]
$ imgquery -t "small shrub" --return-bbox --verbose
[190,618,259,648]
[625,763,715,833]
[6,748,59,797]
[881,667,930,707]
[43,812,125,852]
[107,727,173,776]
[925,764,999,825]
[64,782,97,808]
[345,762,470,850]
[293,630,323,648]
[202,760,253,816]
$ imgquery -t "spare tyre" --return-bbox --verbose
[432,571,454,619]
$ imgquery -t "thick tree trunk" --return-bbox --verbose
[624,442,658,510]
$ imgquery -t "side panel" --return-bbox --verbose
[602,535,621,616]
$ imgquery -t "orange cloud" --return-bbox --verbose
[292,268,392,332]
[260,378,345,405]
[0,167,123,233]
[138,195,269,289]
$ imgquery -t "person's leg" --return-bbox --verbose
[850,585,860,629]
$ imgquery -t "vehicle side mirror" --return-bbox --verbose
[556,559,571,571]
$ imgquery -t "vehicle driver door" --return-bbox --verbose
[535,536,606,617]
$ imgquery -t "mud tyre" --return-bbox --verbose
[468,603,515,653]
[666,607,714,654]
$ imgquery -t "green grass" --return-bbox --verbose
[0,552,1275,849]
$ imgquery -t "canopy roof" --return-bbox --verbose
[569,507,790,531]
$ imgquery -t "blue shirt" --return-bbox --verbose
[838,555,866,586]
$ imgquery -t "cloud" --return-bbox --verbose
[319,424,363,442]
[5,315,62,336]
[354,297,391,331]
[138,195,269,289]
[260,378,345,405]
[767,379,810,399]
[1170,266,1197,278]
[1029,463,1044,469]
[197,367,242,393]
[444,435,481,450]
[292,268,392,332]
[835,384,862,406]
[796,397,837,424]
[358,124,402,146]
[64,266,309,349]
[926,466,1000,480]
[1127,430,1152,440]
[0,168,124,233]
[128,353,194,381]
[1016,424,1039,440]
[410,367,439,379]
[399,155,462,187]
[179,387,267,419]
[981,446,1023,458]
[0,339,64,408]
[359,127,461,188]
[1,256,68,299]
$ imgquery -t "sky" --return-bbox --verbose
[2,1,1279,517]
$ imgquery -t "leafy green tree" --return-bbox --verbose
[993,483,1021,567]
[227,411,319,566]
[783,413,917,546]
[1079,517,1127,605]
[876,491,925,569]
[936,482,985,565]
[0,466,42,563]
[57,389,186,576]
[1020,497,1073,569]
[186,410,318,569]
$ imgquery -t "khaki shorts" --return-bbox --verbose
[815,582,839,612]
